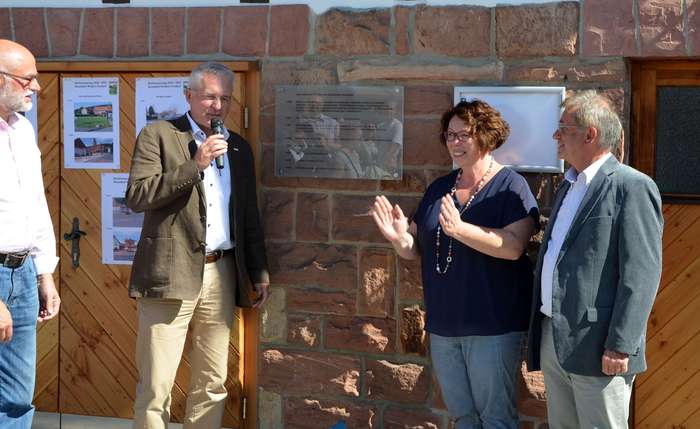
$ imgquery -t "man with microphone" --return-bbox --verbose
[126,62,269,429]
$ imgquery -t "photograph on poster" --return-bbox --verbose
[73,101,113,132]
[73,137,114,164]
[112,197,144,228]
[102,173,142,265]
[63,77,120,169]
[112,230,139,262]
[454,86,565,173]
[135,77,189,137]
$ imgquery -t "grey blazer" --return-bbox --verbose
[126,115,269,307]
[526,156,663,376]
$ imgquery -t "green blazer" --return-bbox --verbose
[126,115,269,308]
[527,156,663,376]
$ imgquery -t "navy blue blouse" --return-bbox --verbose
[413,167,539,337]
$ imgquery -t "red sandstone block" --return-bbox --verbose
[379,169,429,194]
[582,0,636,56]
[639,0,685,56]
[260,59,338,114]
[117,8,148,57]
[151,8,185,56]
[366,359,430,403]
[414,6,490,57]
[287,316,321,348]
[357,247,395,317]
[496,3,578,58]
[394,6,411,56]
[286,287,356,315]
[270,5,309,56]
[296,192,330,242]
[400,305,427,356]
[316,8,390,55]
[261,349,361,397]
[261,189,294,240]
[267,242,356,289]
[399,257,423,301]
[0,9,11,40]
[405,86,453,115]
[284,397,376,428]
[383,406,442,429]
[403,118,452,167]
[80,8,114,57]
[223,6,267,57]
[505,60,626,84]
[186,7,221,55]
[325,315,396,353]
[331,194,388,243]
[47,9,81,57]
[13,8,48,58]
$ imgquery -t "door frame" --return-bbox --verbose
[37,60,262,429]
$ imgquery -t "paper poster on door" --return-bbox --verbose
[102,173,143,265]
[135,77,189,137]
[63,77,120,169]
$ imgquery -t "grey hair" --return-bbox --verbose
[562,90,622,152]
[188,62,234,91]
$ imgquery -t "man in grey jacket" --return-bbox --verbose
[526,91,663,429]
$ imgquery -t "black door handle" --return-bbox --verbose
[63,217,86,269]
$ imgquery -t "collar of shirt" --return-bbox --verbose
[564,152,613,188]
[186,112,230,144]
[0,112,23,130]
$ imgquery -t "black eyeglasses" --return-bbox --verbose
[442,131,472,143]
[0,71,39,89]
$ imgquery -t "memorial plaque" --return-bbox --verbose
[275,86,404,180]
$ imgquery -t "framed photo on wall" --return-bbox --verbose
[454,86,565,173]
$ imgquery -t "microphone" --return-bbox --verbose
[211,118,225,170]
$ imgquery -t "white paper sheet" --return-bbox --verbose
[135,77,189,137]
[101,173,143,265]
[63,77,120,169]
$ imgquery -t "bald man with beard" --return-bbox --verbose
[0,39,60,428]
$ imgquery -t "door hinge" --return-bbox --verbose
[244,107,249,130]
[242,396,247,420]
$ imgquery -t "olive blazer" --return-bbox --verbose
[526,156,663,376]
[125,114,269,308]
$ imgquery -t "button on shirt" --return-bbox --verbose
[185,113,233,252]
[540,153,613,317]
[0,112,59,274]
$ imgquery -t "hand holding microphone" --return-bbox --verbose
[193,118,228,172]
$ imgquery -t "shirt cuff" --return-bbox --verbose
[32,254,59,275]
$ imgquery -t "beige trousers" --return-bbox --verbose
[132,256,236,429]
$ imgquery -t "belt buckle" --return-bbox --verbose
[3,251,28,269]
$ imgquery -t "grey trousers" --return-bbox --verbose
[540,317,635,429]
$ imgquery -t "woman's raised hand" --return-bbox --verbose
[371,195,409,244]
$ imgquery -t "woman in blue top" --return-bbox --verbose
[372,100,539,429]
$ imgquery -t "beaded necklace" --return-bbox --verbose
[435,157,493,274]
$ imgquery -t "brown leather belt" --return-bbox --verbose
[0,251,30,269]
[205,248,234,264]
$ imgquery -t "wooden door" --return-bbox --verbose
[34,62,260,428]
[631,61,700,428]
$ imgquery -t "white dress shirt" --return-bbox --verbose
[185,113,233,252]
[0,112,58,274]
[540,153,613,317]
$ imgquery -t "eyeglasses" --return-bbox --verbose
[442,131,472,143]
[190,90,232,104]
[556,124,582,134]
[0,71,39,89]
